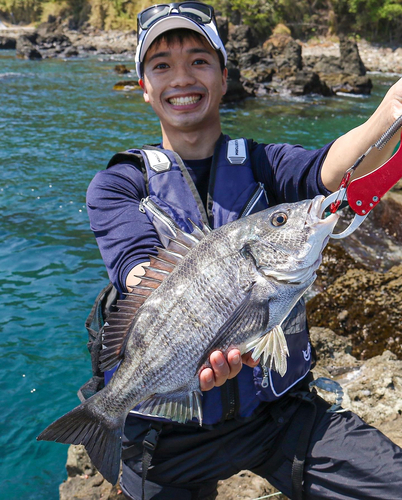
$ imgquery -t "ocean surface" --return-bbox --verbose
[0,50,400,499]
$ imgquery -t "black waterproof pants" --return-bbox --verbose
[120,392,402,500]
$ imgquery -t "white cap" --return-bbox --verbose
[135,15,227,79]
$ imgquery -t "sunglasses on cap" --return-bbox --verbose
[137,2,217,31]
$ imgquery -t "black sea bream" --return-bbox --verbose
[38,195,338,484]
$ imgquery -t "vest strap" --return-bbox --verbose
[121,422,164,500]
[141,424,163,500]
[289,390,318,500]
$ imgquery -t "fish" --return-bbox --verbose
[37,195,338,485]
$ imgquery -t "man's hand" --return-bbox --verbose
[199,349,260,391]
[322,76,402,192]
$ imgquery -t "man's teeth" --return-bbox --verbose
[169,95,201,106]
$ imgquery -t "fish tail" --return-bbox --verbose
[37,395,125,485]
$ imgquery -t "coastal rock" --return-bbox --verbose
[36,32,71,51]
[238,47,276,83]
[310,328,402,437]
[114,64,130,74]
[227,24,259,54]
[339,37,366,75]
[303,54,341,74]
[358,41,402,73]
[303,37,372,94]
[323,73,373,94]
[313,242,368,293]
[271,37,303,73]
[217,471,287,499]
[16,35,42,60]
[65,27,137,56]
[222,61,249,103]
[281,70,333,96]
[304,37,365,75]
[309,326,361,378]
[33,17,72,56]
[370,190,402,243]
[216,16,229,45]
[238,34,334,96]
[236,36,319,96]
[60,445,123,500]
[0,36,16,49]
[307,264,402,360]
[36,18,64,39]
[63,46,79,58]
[113,80,140,91]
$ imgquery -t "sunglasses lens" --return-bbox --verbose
[140,5,171,29]
[179,3,212,23]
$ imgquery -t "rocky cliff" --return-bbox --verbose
[1,17,380,99]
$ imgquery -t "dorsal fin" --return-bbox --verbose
[99,221,209,373]
[190,219,210,238]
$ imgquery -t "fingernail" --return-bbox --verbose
[205,372,214,383]
[232,354,240,364]
[216,356,225,367]
[212,351,225,367]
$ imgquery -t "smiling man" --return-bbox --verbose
[86,2,402,499]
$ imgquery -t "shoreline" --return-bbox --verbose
[1,23,402,75]
[301,37,402,75]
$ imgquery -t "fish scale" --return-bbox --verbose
[37,196,339,485]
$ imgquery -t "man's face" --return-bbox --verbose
[141,35,227,134]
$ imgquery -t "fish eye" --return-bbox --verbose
[271,212,288,227]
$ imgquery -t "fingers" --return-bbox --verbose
[199,366,215,392]
[241,351,260,368]
[199,349,248,391]
[226,349,243,380]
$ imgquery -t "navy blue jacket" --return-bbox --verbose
[99,135,324,425]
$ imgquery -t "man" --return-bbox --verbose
[86,3,402,499]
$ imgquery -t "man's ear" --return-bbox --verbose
[222,67,228,96]
[139,78,150,103]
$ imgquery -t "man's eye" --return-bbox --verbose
[193,59,207,65]
[155,63,169,70]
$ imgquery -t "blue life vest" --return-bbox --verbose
[107,135,312,426]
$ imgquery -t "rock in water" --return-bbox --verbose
[16,35,42,60]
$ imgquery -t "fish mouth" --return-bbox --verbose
[306,195,339,231]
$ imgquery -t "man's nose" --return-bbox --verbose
[170,64,196,87]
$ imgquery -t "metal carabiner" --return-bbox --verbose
[319,190,369,239]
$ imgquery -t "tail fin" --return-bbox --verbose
[37,397,125,485]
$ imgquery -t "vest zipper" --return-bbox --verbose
[239,182,267,218]
[139,196,178,236]
[222,379,238,421]
[262,365,269,388]
[226,379,237,419]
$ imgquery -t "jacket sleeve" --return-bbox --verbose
[86,163,160,293]
[250,141,334,204]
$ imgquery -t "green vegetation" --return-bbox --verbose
[1,0,402,42]
[213,0,402,42]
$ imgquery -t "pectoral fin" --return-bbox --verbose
[202,283,271,359]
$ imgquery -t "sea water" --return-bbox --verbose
[0,50,399,499]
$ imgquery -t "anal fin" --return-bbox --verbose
[133,388,203,425]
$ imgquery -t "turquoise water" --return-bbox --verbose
[0,50,399,499]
